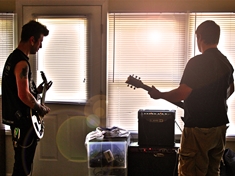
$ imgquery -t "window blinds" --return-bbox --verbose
[107,13,187,133]
[37,17,88,103]
[0,13,15,93]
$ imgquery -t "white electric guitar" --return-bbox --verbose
[31,71,48,139]
[125,74,184,109]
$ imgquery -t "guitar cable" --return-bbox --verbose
[175,120,183,132]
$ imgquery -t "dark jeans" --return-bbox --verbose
[11,122,38,176]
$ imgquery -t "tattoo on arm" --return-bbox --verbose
[20,66,28,79]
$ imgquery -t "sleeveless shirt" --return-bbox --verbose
[2,49,38,126]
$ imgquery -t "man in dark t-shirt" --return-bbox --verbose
[148,20,234,175]
[181,47,233,128]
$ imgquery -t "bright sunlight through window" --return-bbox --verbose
[37,17,88,103]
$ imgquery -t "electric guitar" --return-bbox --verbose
[31,71,48,139]
[125,75,184,109]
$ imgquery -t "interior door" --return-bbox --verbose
[16,1,107,175]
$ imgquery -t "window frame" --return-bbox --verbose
[35,16,90,104]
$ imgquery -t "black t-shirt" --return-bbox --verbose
[2,49,37,126]
[180,48,234,128]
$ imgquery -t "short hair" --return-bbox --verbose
[195,20,220,45]
[21,20,49,42]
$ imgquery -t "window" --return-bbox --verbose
[107,13,186,134]
[37,17,88,103]
[107,13,235,136]
[0,13,16,94]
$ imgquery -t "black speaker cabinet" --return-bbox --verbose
[138,109,175,147]
[128,143,178,176]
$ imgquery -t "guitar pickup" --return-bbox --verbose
[34,122,39,131]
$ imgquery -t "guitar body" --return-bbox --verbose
[32,114,44,139]
[31,71,48,139]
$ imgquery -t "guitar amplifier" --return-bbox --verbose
[138,109,175,147]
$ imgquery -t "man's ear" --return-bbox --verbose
[29,36,35,46]
[196,34,201,41]
[197,34,205,45]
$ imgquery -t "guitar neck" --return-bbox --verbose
[142,84,184,110]
[141,84,152,92]
[41,87,47,104]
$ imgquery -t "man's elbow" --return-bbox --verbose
[227,83,234,99]
[18,91,29,103]
[230,83,234,96]
[178,84,192,100]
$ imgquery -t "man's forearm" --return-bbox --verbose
[161,89,184,102]
[161,84,192,102]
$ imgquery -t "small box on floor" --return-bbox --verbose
[138,109,176,146]
[87,136,130,176]
[86,127,130,176]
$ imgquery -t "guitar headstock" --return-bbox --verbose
[125,75,144,89]
[40,71,48,84]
